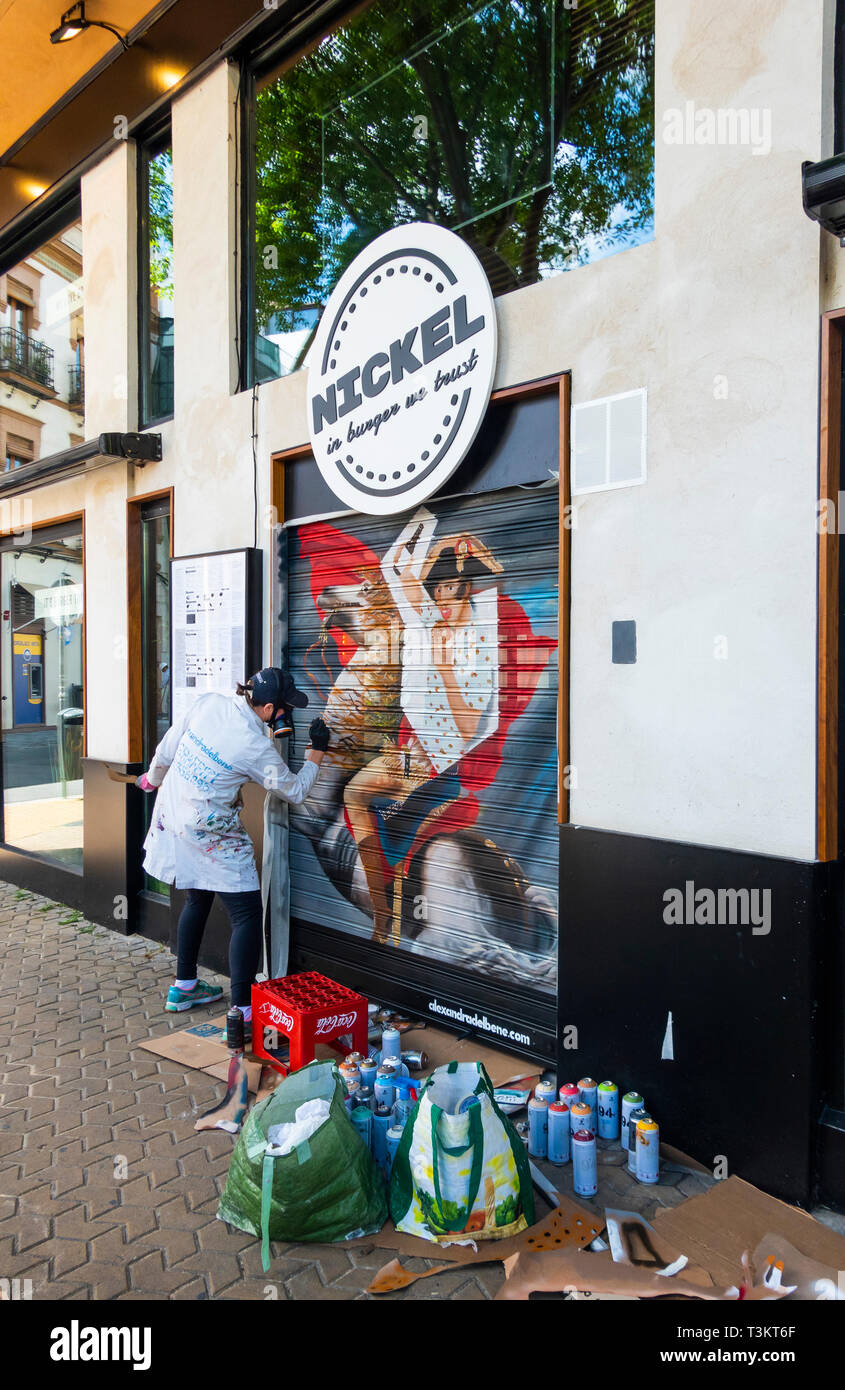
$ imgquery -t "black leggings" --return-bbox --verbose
[176,888,263,1008]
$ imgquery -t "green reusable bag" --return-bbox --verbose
[217,1060,387,1268]
[389,1060,534,1244]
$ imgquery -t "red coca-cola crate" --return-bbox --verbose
[251,972,369,1076]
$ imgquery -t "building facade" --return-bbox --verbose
[0,0,843,1207]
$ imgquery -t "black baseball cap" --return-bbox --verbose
[248,667,308,712]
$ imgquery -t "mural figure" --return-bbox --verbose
[289,494,558,987]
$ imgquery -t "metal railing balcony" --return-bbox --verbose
[68,364,84,408]
[0,326,55,392]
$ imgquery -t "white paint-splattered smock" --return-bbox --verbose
[142,692,319,892]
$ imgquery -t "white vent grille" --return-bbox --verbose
[571,388,647,495]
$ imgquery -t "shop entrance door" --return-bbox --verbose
[283,480,560,1053]
[128,492,173,941]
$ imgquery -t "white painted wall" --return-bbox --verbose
[61,0,830,857]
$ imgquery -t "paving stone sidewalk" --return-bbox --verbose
[0,880,836,1301]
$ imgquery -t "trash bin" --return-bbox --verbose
[56,706,84,783]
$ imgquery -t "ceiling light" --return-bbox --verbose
[50,3,129,49]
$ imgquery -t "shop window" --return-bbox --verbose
[139,130,175,424]
[246,0,655,384]
[0,217,85,451]
[571,387,647,495]
[0,522,85,869]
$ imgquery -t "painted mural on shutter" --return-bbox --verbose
[285,485,559,994]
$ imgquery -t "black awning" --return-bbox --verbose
[0,431,162,495]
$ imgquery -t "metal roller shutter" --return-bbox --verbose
[285,482,559,998]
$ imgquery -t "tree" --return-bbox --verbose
[253,0,654,367]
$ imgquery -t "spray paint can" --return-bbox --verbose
[391,1078,417,1131]
[374,1064,398,1109]
[386,1124,404,1174]
[372,1104,392,1176]
[359,1056,378,1089]
[527,1096,549,1158]
[621,1091,644,1152]
[635,1117,660,1184]
[353,1085,375,1113]
[401,1050,429,1072]
[627,1107,651,1175]
[344,1052,364,1069]
[577,1077,597,1132]
[351,1105,372,1149]
[572,1129,598,1197]
[535,1079,557,1107]
[570,1100,592,1134]
[339,1061,361,1095]
[226,1007,245,1053]
[597,1080,620,1140]
[559,1082,580,1111]
[547,1102,571,1165]
[381,1025,402,1063]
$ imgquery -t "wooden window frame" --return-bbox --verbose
[269,370,572,821]
[127,488,174,764]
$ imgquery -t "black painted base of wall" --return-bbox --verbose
[560,823,826,1207]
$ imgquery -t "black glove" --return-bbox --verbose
[309,717,331,751]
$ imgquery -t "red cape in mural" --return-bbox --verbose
[297,520,557,793]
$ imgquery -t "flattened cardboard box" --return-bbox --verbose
[138,1018,539,1097]
[653,1175,845,1286]
[138,1020,262,1092]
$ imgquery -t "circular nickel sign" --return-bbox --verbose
[307,223,497,515]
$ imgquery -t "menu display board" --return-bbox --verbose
[170,549,262,723]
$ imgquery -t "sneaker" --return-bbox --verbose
[165,979,224,1012]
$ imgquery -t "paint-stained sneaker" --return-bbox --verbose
[165,979,224,1012]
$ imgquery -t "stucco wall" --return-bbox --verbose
[68,0,829,858]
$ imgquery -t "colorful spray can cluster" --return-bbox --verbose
[528,1095,549,1158]
[547,1102,571,1164]
[597,1080,619,1139]
[572,1129,597,1197]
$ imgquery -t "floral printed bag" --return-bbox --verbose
[389,1060,534,1244]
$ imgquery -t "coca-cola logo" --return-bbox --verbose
[315,1012,357,1035]
[260,1002,294,1032]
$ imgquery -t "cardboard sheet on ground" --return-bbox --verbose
[138,1021,262,1093]
[139,1017,537,1100]
[355,1195,602,1279]
[653,1176,845,1289]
